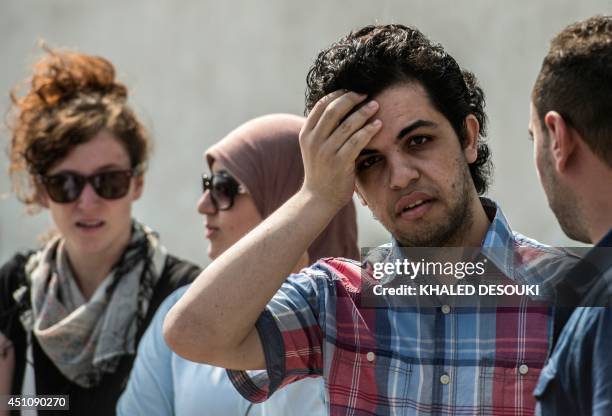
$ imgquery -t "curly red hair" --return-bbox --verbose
[7,46,150,211]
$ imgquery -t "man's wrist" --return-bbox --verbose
[296,187,347,219]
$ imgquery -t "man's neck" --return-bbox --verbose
[584,188,612,244]
[461,197,491,247]
[589,221,612,246]
[576,163,612,244]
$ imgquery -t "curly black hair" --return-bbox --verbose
[305,24,492,195]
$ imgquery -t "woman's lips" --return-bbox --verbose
[75,219,106,232]
[205,225,219,238]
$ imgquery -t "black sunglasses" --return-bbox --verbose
[38,170,134,203]
[201,172,242,211]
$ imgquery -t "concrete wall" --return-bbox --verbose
[1,0,605,267]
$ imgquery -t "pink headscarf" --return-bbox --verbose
[206,114,359,261]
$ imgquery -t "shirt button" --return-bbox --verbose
[519,364,529,375]
[366,352,375,362]
[441,305,451,314]
[440,373,450,385]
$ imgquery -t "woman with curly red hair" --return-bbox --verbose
[0,48,201,416]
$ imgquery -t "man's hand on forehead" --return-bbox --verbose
[299,90,382,211]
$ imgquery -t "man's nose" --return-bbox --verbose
[388,156,420,190]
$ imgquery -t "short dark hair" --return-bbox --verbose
[305,24,492,195]
[533,15,612,168]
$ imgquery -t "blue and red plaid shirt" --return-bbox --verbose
[228,199,577,415]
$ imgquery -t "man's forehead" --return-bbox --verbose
[362,87,441,144]
[372,83,444,125]
[373,82,431,108]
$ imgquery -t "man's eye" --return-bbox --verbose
[356,156,382,171]
[408,136,430,146]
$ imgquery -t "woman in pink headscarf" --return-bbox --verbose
[118,114,358,415]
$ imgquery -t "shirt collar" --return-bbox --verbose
[387,198,517,277]
[580,228,612,277]
[596,229,612,248]
[560,228,612,302]
[479,198,516,277]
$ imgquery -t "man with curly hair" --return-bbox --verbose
[529,15,612,415]
[166,24,573,415]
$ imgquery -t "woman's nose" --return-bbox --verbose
[197,189,217,215]
[76,182,103,209]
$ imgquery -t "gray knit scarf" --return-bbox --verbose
[16,221,167,388]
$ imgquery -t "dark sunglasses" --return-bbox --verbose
[201,172,243,211]
[38,170,134,203]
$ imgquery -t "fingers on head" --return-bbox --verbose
[338,119,382,161]
[304,90,348,131]
[327,100,379,151]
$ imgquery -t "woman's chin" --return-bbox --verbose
[207,243,226,261]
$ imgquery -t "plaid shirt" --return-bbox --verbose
[228,199,576,415]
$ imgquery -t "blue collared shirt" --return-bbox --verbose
[535,229,612,416]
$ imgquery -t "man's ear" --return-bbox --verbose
[544,111,576,173]
[354,185,368,207]
[132,174,144,201]
[462,114,479,164]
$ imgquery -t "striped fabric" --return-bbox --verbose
[228,199,575,415]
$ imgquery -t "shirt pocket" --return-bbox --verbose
[327,346,413,413]
[479,363,542,414]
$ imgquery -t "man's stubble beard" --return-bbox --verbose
[540,148,590,243]
[393,160,475,247]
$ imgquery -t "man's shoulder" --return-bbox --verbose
[581,266,612,306]
[511,231,581,263]
[512,232,567,253]
[295,256,365,293]
[509,232,582,289]
[557,307,611,358]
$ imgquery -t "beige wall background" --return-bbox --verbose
[1,0,605,267]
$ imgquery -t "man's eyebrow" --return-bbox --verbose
[357,119,439,159]
[397,119,438,140]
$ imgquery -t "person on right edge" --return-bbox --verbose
[165,24,576,415]
[528,15,612,416]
